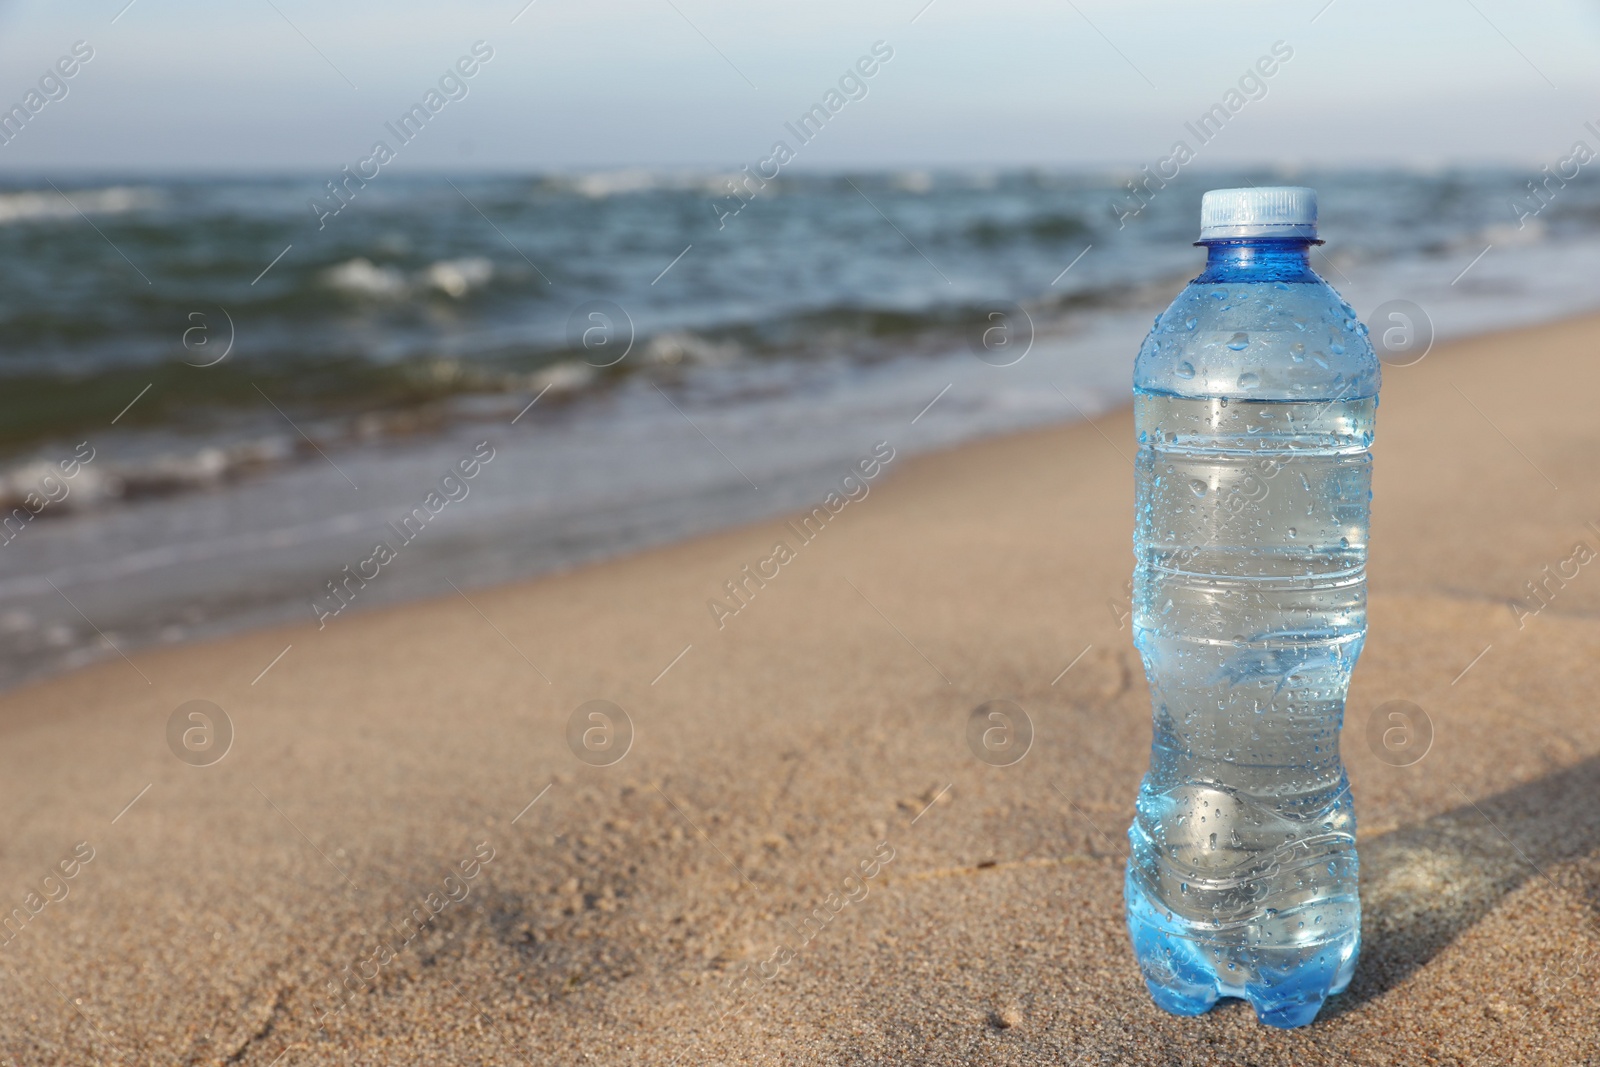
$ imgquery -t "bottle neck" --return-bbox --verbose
[1195,238,1319,283]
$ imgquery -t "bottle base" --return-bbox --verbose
[1126,877,1358,1029]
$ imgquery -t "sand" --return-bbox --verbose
[3,314,1600,1066]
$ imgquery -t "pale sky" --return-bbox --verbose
[1,0,1598,171]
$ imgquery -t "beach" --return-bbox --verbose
[6,168,1600,695]
[3,310,1599,1065]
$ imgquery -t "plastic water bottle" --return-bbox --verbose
[1125,187,1378,1029]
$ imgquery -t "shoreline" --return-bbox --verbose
[5,297,1593,703]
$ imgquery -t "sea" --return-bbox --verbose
[0,167,1591,689]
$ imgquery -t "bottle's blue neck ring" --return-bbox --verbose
[1192,237,1322,283]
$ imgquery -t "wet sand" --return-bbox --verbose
[2,314,1599,1065]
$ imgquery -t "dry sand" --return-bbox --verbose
[3,314,1600,1066]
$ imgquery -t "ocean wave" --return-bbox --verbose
[539,169,707,199]
[420,256,494,297]
[0,437,298,515]
[322,256,495,299]
[0,185,158,225]
[10,168,1600,479]
[537,169,762,199]
[0,278,1145,456]
[0,296,1034,514]
[889,170,934,194]
[323,257,408,297]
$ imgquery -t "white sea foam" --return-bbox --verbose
[0,437,298,516]
[571,169,662,199]
[324,256,494,299]
[0,186,157,225]
[420,256,493,297]
[322,257,409,298]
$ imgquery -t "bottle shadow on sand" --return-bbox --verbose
[1326,755,1600,1017]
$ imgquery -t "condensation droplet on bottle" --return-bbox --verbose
[1209,833,1217,850]
[1227,332,1250,351]
[1189,479,1207,498]
[1176,361,1195,380]
[1290,341,1306,362]
[1237,371,1260,389]
[1287,527,1297,538]
[1185,317,1198,331]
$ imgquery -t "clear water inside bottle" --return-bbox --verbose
[1126,232,1379,1029]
